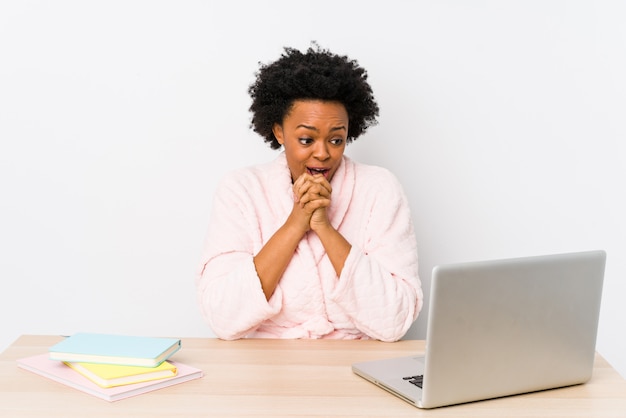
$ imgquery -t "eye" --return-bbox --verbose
[298,137,314,145]
[330,138,344,146]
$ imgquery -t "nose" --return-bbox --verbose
[313,140,330,161]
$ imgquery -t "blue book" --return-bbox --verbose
[49,333,181,367]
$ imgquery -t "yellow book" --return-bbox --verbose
[65,360,177,388]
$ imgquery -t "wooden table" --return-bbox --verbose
[1,335,626,417]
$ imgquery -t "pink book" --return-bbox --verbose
[17,354,203,402]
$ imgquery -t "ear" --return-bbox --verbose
[272,123,284,145]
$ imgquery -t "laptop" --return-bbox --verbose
[352,250,606,409]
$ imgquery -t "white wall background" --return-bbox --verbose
[1,1,625,377]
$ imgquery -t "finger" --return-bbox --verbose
[300,174,331,196]
[294,175,324,202]
[301,196,331,212]
[309,174,332,195]
[292,173,315,202]
[299,187,332,209]
[297,184,319,205]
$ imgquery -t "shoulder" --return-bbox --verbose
[348,158,404,191]
[344,158,410,213]
[220,163,268,185]
[217,157,282,190]
[211,164,264,207]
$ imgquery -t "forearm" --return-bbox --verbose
[313,223,352,277]
[253,215,307,300]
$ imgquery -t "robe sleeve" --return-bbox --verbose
[196,173,282,340]
[330,168,423,342]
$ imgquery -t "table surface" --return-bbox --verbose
[2,335,626,417]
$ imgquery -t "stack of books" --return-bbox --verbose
[16,332,203,402]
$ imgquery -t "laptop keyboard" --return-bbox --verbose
[403,375,424,388]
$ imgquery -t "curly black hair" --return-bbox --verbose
[248,44,379,150]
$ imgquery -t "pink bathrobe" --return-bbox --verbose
[196,153,423,341]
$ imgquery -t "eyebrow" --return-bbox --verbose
[296,124,347,132]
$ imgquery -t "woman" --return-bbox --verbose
[197,45,423,341]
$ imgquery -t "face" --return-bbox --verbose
[272,100,349,182]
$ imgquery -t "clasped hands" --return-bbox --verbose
[291,172,332,233]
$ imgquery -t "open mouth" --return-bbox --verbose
[307,167,330,179]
